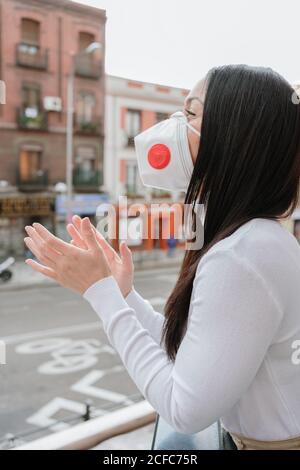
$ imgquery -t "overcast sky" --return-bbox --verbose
[75,0,300,89]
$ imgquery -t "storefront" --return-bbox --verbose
[105,201,186,252]
[0,192,55,257]
[55,193,110,242]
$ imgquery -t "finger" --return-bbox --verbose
[74,215,119,262]
[25,226,61,263]
[72,214,83,233]
[94,230,120,262]
[66,223,87,250]
[75,215,115,253]
[24,237,56,268]
[25,258,57,280]
[120,241,133,270]
[32,222,73,255]
[73,215,98,250]
[81,217,102,252]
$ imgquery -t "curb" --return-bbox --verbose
[0,259,182,293]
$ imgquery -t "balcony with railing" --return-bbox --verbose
[17,108,48,131]
[74,115,103,136]
[16,169,49,192]
[73,167,102,192]
[16,43,48,70]
[74,55,102,80]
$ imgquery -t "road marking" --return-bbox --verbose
[16,338,72,354]
[16,337,116,375]
[71,368,133,405]
[39,354,99,375]
[0,321,101,345]
[1,294,166,345]
[26,397,107,432]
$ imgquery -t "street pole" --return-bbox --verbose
[66,61,74,225]
[65,43,102,225]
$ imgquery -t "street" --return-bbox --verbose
[0,266,179,448]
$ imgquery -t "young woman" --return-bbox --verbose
[24,64,300,450]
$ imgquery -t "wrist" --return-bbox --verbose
[81,274,113,296]
[123,285,134,299]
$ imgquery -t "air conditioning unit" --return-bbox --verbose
[43,96,62,112]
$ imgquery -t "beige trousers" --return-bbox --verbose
[229,432,300,450]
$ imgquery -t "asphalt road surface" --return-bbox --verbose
[0,267,179,448]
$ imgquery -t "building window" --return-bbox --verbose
[76,91,96,123]
[125,110,141,146]
[74,146,101,187]
[18,83,44,127]
[75,145,96,169]
[19,147,42,181]
[20,18,40,54]
[17,18,47,70]
[75,32,101,79]
[79,32,95,52]
[156,112,169,122]
[17,83,47,130]
[75,146,96,173]
[22,83,41,112]
[125,161,143,196]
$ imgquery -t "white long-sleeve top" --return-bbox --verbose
[83,217,300,440]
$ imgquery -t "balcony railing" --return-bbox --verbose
[125,184,144,199]
[17,108,48,131]
[16,43,48,70]
[74,115,103,135]
[74,56,102,80]
[14,401,155,450]
[151,188,172,199]
[73,168,102,191]
[16,169,49,192]
[127,136,136,147]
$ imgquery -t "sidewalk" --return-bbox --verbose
[0,249,184,292]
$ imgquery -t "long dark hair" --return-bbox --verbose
[161,64,300,361]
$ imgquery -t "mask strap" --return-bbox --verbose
[186,121,201,137]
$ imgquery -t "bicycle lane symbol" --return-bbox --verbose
[14,337,134,432]
[15,337,116,375]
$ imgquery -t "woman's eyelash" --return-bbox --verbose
[185,109,196,117]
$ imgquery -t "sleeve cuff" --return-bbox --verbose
[125,287,139,304]
[83,275,130,323]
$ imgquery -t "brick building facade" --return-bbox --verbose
[0,0,106,256]
[0,0,106,190]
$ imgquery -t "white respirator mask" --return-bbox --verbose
[134,111,201,192]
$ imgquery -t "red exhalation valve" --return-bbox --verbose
[147,144,171,169]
